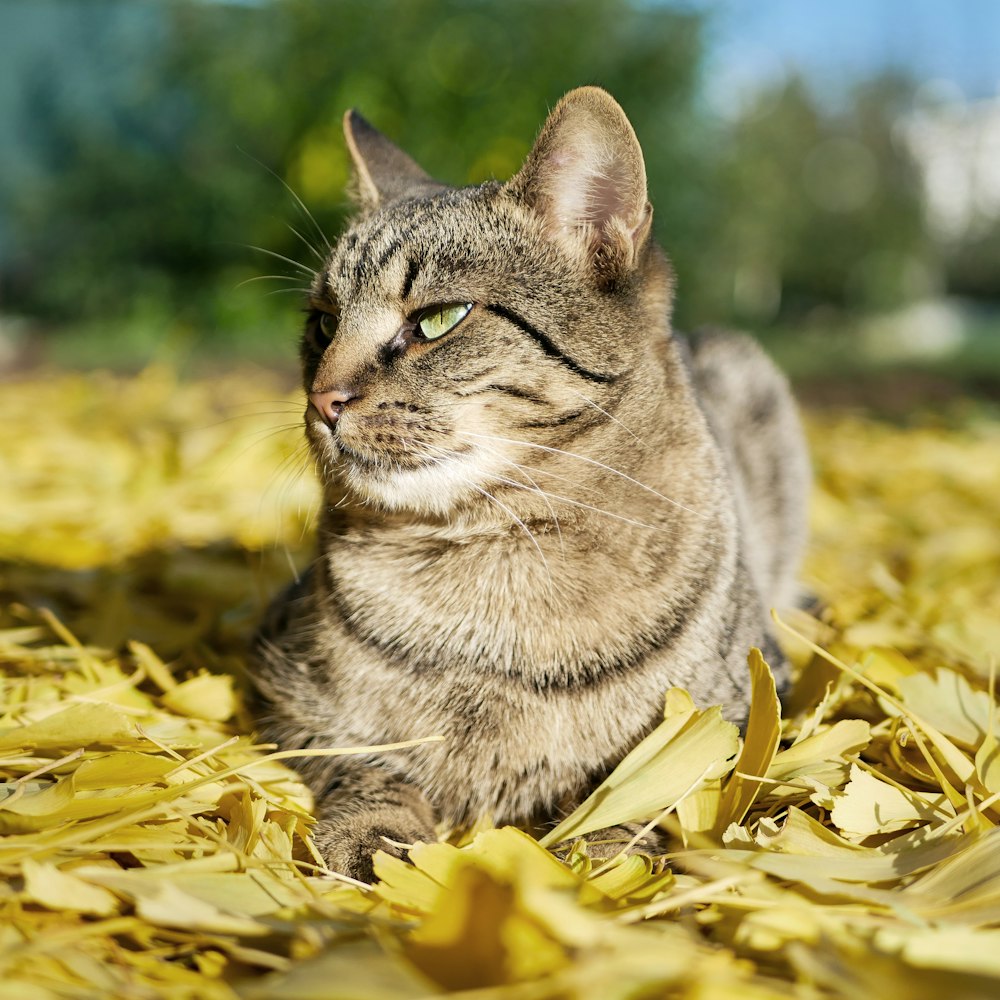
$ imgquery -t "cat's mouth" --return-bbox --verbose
[307,412,417,470]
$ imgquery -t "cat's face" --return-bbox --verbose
[302,89,672,517]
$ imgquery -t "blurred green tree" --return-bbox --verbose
[712,73,933,328]
[5,0,715,354]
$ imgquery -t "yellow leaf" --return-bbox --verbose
[858,646,919,689]
[373,850,447,916]
[899,827,1000,921]
[90,874,269,935]
[405,865,569,989]
[128,640,177,692]
[767,719,870,785]
[585,854,674,904]
[376,828,578,917]
[975,731,1000,795]
[540,702,739,847]
[0,702,144,752]
[161,672,236,722]
[21,859,119,916]
[738,807,967,885]
[894,669,992,749]
[879,927,1000,977]
[676,779,722,841]
[714,648,781,834]
[460,828,579,889]
[734,905,821,952]
[240,939,437,1000]
[830,764,952,838]
[72,752,176,790]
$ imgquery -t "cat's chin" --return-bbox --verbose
[340,448,492,517]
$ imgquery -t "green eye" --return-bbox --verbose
[415,303,473,341]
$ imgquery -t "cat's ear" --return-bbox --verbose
[342,110,441,209]
[508,87,653,287]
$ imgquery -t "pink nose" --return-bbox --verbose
[308,387,358,426]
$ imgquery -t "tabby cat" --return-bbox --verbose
[252,87,809,881]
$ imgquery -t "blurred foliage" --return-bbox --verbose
[5,0,708,355]
[716,74,933,325]
[1,0,992,367]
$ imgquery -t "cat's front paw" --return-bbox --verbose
[312,815,434,883]
[554,823,669,862]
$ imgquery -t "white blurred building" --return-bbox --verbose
[903,96,1000,241]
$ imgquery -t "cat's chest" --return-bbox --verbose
[323,529,665,675]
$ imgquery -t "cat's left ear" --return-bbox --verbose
[508,87,653,288]
[342,110,442,209]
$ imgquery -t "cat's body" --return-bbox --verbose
[252,88,809,880]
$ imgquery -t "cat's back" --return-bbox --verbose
[683,329,810,612]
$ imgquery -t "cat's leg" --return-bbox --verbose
[262,723,438,882]
[254,711,437,882]
[251,585,438,883]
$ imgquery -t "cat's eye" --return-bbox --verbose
[306,310,338,352]
[414,303,473,341]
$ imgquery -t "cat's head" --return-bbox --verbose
[302,87,676,518]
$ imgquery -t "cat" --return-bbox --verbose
[251,87,809,882]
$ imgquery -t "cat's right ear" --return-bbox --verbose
[343,110,440,210]
[507,88,653,289]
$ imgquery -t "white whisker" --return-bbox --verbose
[238,145,333,253]
[435,441,566,554]
[567,389,648,448]
[287,223,326,265]
[235,274,312,292]
[456,430,705,518]
[412,442,554,586]
[245,244,316,277]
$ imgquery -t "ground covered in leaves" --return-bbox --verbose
[1,366,999,999]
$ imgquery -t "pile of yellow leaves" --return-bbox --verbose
[1,366,999,999]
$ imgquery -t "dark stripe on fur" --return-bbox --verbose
[448,366,500,385]
[374,238,404,275]
[486,303,613,385]
[517,408,586,430]
[400,256,421,300]
[321,557,716,694]
[460,383,548,405]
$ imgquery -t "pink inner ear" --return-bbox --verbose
[585,158,635,230]
[545,136,642,241]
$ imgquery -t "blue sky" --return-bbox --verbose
[696,0,1000,104]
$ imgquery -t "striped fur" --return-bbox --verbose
[251,88,810,880]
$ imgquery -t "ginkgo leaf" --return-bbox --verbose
[766,718,871,785]
[539,703,739,846]
[713,648,781,834]
[161,673,237,722]
[0,703,147,752]
[829,763,953,838]
[21,859,119,916]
